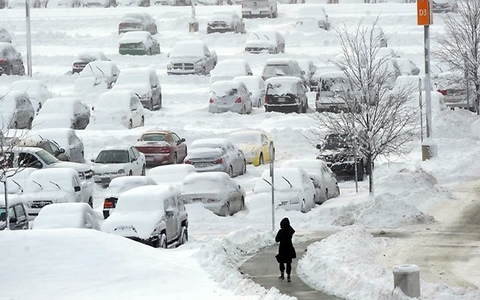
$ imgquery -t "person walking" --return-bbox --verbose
[275,217,296,282]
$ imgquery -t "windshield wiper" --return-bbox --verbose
[49,181,61,189]
[32,180,43,190]
[11,179,22,193]
[281,176,292,188]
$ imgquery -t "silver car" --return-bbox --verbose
[184,138,246,177]
[181,172,245,216]
[208,80,253,114]
[0,91,35,129]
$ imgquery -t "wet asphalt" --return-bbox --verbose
[240,241,343,300]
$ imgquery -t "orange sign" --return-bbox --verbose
[417,0,432,25]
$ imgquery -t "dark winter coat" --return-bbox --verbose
[275,217,296,264]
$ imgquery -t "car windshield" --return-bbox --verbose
[266,82,296,96]
[263,65,290,78]
[183,178,224,194]
[320,76,346,92]
[140,133,167,142]
[95,150,129,164]
[36,149,59,165]
[116,73,148,86]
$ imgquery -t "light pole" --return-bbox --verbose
[25,0,32,77]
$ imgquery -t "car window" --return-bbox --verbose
[8,206,15,220]
[128,148,135,161]
[172,133,180,143]
[132,147,141,158]
[18,153,41,168]
[14,204,26,219]
[42,142,53,154]
[130,98,137,111]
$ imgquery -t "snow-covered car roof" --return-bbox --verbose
[28,128,76,143]
[147,164,197,185]
[169,40,207,58]
[115,185,178,212]
[210,80,243,95]
[39,97,82,114]
[254,168,306,194]
[182,172,233,193]
[118,67,154,76]
[191,138,231,149]
[233,75,263,85]
[119,31,151,44]
[265,58,297,65]
[99,145,133,152]
[187,147,224,159]
[32,203,100,230]
[108,176,156,189]
[281,159,328,172]
[265,76,303,85]
[0,168,37,195]
[121,12,149,21]
[228,130,263,144]
[211,59,250,76]
[0,90,27,104]
[96,90,136,110]
[77,51,108,62]
[247,31,280,41]
[79,61,118,78]
[25,168,79,192]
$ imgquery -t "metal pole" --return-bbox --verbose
[270,143,275,232]
[1,174,9,230]
[419,78,424,142]
[25,0,32,77]
[465,54,471,110]
[424,25,432,138]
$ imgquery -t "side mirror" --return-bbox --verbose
[316,144,322,150]
[59,148,65,154]
[74,186,81,192]
[131,158,135,162]
[90,159,95,163]
[91,107,95,111]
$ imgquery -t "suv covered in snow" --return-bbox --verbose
[316,133,366,181]
[242,0,277,18]
[166,40,217,75]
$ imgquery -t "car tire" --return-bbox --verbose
[336,186,340,196]
[13,121,18,129]
[258,153,264,165]
[141,165,146,176]
[27,118,33,130]
[301,199,306,213]
[158,94,162,110]
[242,160,247,175]
[228,166,234,178]
[239,197,245,211]
[149,98,154,110]
[325,188,329,200]
[128,170,133,176]
[140,117,145,127]
[178,226,188,246]
[173,153,178,164]
[88,197,93,208]
[128,120,133,129]
[223,202,231,217]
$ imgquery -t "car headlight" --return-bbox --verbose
[118,169,125,174]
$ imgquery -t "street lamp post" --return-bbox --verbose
[25,0,32,77]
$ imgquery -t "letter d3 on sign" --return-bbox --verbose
[417,0,433,26]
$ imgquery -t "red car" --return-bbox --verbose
[134,130,187,166]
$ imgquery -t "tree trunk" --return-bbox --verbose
[368,154,374,195]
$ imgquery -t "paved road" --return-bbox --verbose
[240,241,343,300]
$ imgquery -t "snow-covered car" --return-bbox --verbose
[261,58,306,83]
[101,185,188,248]
[46,0,82,7]
[166,40,217,75]
[32,97,91,130]
[71,51,109,74]
[134,130,187,166]
[0,168,37,195]
[0,27,13,44]
[244,30,285,54]
[88,90,145,130]
[91,145,146,186]
[432,0,457,13]
[314,70,349,113]
[112,67,161,111]
[391,57,420,76]
[253,168,316,213]
[16,138,70,162]
[26,128,85,163]
[184,138,246,177]
[153,0,190,5]
[210,59,252,84]
[74,61,120,93]
[116,0,149,6]
[32,203,102,230]
[147,164,196,186]
[9,80,52,113]
[181,172,245,216]
[7,0,42,8]
[309,63,343,92]
[264,76,309,113]
[0,91,35,129]
[0,42,25,76]
[102,176,157,218]
[373,26,388,48]
[227,129,274,166]
[233,75,266,107]
[22,168,94,217]
[241,0,277,18]
[82,0,116,7]
[296,5,330,30]
[119,31,161,56]
[207,11,246,34]
[208,80,253,114]
[433,70,470,108]
[0,197,29,231]
[281,159,339,204]
[118,12,157,35]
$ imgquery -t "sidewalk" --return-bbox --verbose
[240,242,343,300]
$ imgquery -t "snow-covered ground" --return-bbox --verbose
[1,1,480,299]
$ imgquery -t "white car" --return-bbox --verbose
[184,138,246,177]
[208,80,253,114]
[147,164,197,186]
[27,128,85,163]
[118,31,161,56]
[0,91,35,130]
[103,176,157,218]
[112,67,162,111]
[101,185,189,248]
[88,90,145,130]
[32,203,102,230]
[233,75,266,107]
[74,61,121,93]
[210,59,253,84]
[253,168,316,213]
[0,168,37,195]
[244,30,285,54]
[206,11,246,34]
[22,168,94,217]
[166,40,218,75]
[91,145,146,186]
[296,5,330,31]
[181,172,245,217]
[9,80,52,113]
[280,159,340,204]
[32,97,91,130]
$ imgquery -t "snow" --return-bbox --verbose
[1,2,480,300]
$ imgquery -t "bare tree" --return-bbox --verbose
[435,0,480,114]
[311,20,420,194]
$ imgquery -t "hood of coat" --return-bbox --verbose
[280,217,295,234]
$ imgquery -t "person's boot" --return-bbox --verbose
[287,275,291,282]
[279,272,284,280]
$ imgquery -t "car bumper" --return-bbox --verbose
[242,10,271,18]
[193,164,227,173]
[144,153,173,166]
[119,49,148,56]
[316,102,349,113]
[209,104,243,114]
[93,174,124,185]
[265,104,300,113]
[207,27,233,33]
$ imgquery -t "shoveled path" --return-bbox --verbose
[240,241,343,300]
